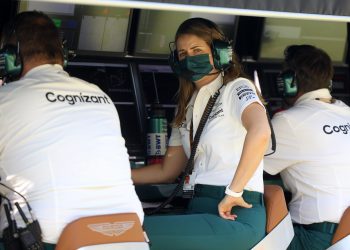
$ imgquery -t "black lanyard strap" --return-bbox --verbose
[188,86,222,174]
[146,84,223,215]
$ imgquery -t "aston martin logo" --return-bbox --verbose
[88,221,135,237]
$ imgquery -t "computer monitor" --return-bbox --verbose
[259,17,348,63]
[18,2,132,57]
[133,10,237,58]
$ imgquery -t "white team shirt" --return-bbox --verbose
[169,75,265,193]
[0,64,144,243]
[264,89,350,224]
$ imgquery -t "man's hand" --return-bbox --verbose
[218,195,252,220]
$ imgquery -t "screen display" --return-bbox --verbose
[134,10,237,57]
[260,18,348,62]
[19,2,131,56]
[76,6,130,53]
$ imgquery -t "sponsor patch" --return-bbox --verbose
[208,102,224,121]
[46,92,111,105]
[323,122,350,135]
[235,85,257,102]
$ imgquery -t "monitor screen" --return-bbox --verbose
[260,18,348,63]
[134,10,237,57]
[18,2,131,57]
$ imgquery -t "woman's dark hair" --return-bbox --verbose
[284,44,333,93]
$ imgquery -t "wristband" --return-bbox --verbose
[225,185,243,198]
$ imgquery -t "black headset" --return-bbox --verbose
[168,18,233,76]
[275,45,300,97]
[0,43,22,78]
[275,69,298,97]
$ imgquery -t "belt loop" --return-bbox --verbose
[328,223,336,234]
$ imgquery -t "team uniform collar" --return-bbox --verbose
[295,88,332,105]
[200,74,223,97]
[23,64,65,79]
[186,74,223,109]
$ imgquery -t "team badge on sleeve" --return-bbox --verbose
[235,84,258,103]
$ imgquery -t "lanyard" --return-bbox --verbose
[187,84,223,174]
[190,120,193,150]
[146,85,223,214]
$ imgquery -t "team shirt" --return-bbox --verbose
[264,88,350,224]
[0,64,144,243]
[169,75,265,193]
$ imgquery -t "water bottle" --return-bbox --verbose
[147,105,168,165]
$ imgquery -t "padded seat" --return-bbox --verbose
[56,213,149,250]
[327,207,350,250]
[251,185,294,250]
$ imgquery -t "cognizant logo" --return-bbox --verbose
[46,92,111,105]
[323,123,350,134]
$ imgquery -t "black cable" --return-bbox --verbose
[146,85,223,215]
[0,193,13,211]
[264,111,276,156]
[151,72,160,104]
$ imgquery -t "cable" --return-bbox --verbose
[151,72,160,104]
[264,111,276,156]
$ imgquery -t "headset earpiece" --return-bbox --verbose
[168,45,182,77]
[0,44,22,78]
[0,18,23,79]
[62,46,68,68]
[276,69,298,97]
[168,39,233,76]
[61,39,72,68]
[211,39,233,71]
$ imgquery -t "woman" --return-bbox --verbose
[132,17,270,250]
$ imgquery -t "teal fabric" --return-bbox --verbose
[287,223,333,250]
[144,184,266,250]
[303,222,338,235]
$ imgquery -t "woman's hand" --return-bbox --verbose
[218,195,252,220]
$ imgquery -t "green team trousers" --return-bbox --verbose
[287,223,335,250]
[143,184,266,250]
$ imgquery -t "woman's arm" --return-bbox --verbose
[219,102,271,220]
[132,145,188,185]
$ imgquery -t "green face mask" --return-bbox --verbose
[176,54,213,82]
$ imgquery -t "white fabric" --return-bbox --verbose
[169,75,265,192]
[0,64,144,243]
[264,88,350,224]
